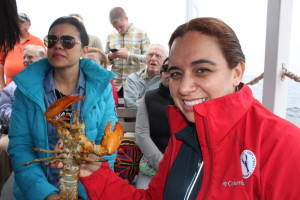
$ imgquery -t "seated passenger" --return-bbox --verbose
[85,47,118,107]
[0,44,46,194]
[124,44,167,107]
[8,17,117,200]
[135,59,173,189]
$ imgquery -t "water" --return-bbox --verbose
[243,75,300,127]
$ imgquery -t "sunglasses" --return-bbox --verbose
[160,64,168,73]
[44,35,83,49]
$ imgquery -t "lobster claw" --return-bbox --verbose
[101,121,124,155]
[44,94,85,118]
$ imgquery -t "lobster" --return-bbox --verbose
[22,94,124,200]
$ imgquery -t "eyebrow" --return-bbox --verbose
[167,66,179,72]
[168,59,216,72]
[191,59,216,66]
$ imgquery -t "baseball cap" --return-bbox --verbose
[18,13,31,22]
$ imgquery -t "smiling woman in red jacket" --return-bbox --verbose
[54,17,300,200]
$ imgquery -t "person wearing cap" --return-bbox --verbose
[0,0,20,55]
[0,13,45,91]
[0,44,46,196]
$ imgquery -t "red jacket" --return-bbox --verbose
[81,84,300,199]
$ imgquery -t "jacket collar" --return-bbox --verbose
[14,58,115,106]
[168,84,254,146]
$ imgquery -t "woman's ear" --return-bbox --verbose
[81,46,89,57]
[233,61,245,87]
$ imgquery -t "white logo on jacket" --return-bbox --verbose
[240,150,256,179]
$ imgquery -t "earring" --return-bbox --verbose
[235,83,241,92]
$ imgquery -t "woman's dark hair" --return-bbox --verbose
[48,16,89,46]
[0,0,21,54]
[168,17,245,69]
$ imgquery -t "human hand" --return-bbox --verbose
[115,48,129,59]
[109,48,128,59]
[79,153,102,177]
[49,139,102,177]
[49,139,64,169]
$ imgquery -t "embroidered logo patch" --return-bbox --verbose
[240,150,256,179]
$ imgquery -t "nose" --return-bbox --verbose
[151,55,157,61]
[178,74,196,95]
[116,27,123,33]
[53,39,63,48]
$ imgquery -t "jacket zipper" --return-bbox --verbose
[184,161,203,200]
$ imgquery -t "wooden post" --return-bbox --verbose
[263,0,293,117]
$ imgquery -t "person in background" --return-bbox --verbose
[0,0,20,55]
[124,44,167,108]
[69,13,104,51]
[53,17,300,199]
[0,45,46,122]
[0,44,46,195]
[106,7,150,98]
[0,13,45,90]
[8,16,117,200]
[85,47,118,107]
[135,58,173,189]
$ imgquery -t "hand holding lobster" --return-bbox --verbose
[22,94,124,200]
[51,139,103,178]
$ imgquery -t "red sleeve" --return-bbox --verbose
[80,139,176,200]
[80,162,148,200]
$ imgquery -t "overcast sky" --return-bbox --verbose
[16,0,300,76]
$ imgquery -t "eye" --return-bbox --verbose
[169,71,182,79]
[195,68,211,75]
[64,39,74,45]
[62,37,75,45]
[48,38,56,43]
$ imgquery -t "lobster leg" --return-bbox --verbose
[22,155,64,166]
[78,121,124,156]
[22,91,124,200]
[32,148,67,154]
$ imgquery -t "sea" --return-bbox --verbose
[243,75,300,127]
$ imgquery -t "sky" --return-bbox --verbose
[16,0,300,76]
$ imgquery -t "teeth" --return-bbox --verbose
[184,98,208,106]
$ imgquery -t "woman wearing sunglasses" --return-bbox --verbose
[53,17,300,199]
[8,17,117,200]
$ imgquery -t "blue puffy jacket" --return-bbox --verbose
[8,58,118,200]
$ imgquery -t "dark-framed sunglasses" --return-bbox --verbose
[160,64,168,73]
[44,35,83,49]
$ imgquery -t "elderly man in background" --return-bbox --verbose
[0,44,46,195]
[0,13,44,90]
[124,44,167,108]
[106,7,150,98]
